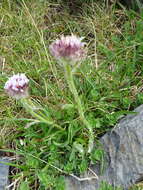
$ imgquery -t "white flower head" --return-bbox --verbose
[4,73,29,99]
[49,34,86,64]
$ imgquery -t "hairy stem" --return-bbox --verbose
[64,64,94,153]
[20,98,63,130]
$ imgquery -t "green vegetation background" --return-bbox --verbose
[0,0,143,189]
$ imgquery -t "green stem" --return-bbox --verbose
[64,64,94,153]
[20,98,63,130]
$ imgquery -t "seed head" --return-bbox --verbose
[4,73,29,99]
[49,34,86,63]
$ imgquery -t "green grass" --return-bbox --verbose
[1,0,143,189]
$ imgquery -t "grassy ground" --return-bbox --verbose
[1,0,143,189]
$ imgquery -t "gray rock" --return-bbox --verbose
[65,105,143,190]
[0,157,10,190]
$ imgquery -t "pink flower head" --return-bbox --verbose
[4,73,29,99]
[49,34,86,63]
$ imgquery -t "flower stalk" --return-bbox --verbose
[64,63,94,153]
[20,98,63,130]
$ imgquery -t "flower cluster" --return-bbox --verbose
[4,73,29,99]
[49,34,86,63]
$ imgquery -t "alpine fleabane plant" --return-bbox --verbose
[4,73,29,99]
[4,73,61,130]
[49,34,94,153]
